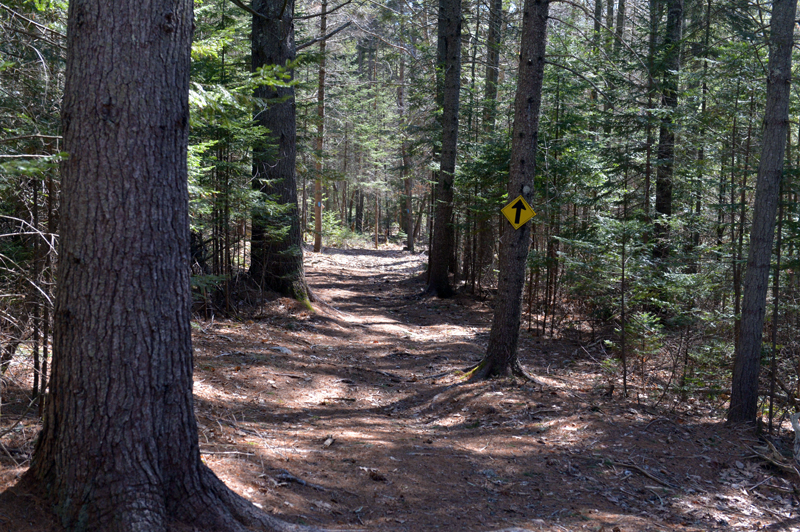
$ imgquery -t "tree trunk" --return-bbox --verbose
[426,0,462,298]
[728,0,796,425]
[355,188,364,231]
[471,0,550,380]
[313,0,327,253]
[483,0,503,130]
[19,2,326,530]
[643,0,661,220]
[613,0,625,55]
[250,0,312,302]
[653,0,682,260]
[398,51,414,252]
[474,0,502,286]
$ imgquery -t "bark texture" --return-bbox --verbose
[728,0,797,424]
[250,0,312,302]
[653,0,682,260]
[426,0,462,298]
[20,3,330,531]
[471,0,550,380]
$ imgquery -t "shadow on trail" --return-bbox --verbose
[185,246,797,531]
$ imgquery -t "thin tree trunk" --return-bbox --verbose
[653,0,682,260]
[414,195,427,244]
[769,179,784,433]
[356,187,364,232]
[471,0,550,379]
[31,179,40,400]
[728,0,797,424]
[399,50,414,251]
[475,0,502,284]
[483,0,502,130]
[613,0,625,55]
[313,0,327,253]
[427,0,462,297]
[734,92,755,352]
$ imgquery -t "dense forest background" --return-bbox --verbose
[1,0,799,426]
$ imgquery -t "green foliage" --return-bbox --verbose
[319,209,368,248]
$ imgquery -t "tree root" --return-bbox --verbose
[421,283,454,299]
[462,358,547,387]
[14,463,361,532]
[174,468,363,532]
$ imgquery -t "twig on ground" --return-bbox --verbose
[611,461,677,489]
[274,468,328,491]
[643,416,681,432]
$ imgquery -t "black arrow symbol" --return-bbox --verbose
[511,199,527,224]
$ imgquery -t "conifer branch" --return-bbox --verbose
[297,20,352,51]
[296,0,352,20]
[228,0,269,21]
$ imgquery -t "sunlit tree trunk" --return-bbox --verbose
[313,0,327,253]
[398,48,414,252]
[729,0,797,425]
[20,2,325,530]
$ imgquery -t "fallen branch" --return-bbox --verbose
[274,469,328,491]
[0,397,38,440]
[749,440,800,477]
[611,461,677,489]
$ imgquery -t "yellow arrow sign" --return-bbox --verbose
[501,195,536,229]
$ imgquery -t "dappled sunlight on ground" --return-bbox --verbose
[1,245,799,531]
[182,246,800,531]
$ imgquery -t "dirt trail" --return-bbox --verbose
[1,246,798,531]
[191,246,799,532]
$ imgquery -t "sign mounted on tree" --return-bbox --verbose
[501,195,536,229]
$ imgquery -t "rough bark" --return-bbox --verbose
[470,0,550,380]
[250,0,312,302]
[652,0,682,260]
[728,0,797,425]
[426,0,462,298]
[18,2,331,531]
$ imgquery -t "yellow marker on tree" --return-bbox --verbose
[501,195,536,229]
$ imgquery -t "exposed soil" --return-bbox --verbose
[1,245,800,531]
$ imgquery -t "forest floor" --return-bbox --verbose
[1,245,800,531]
